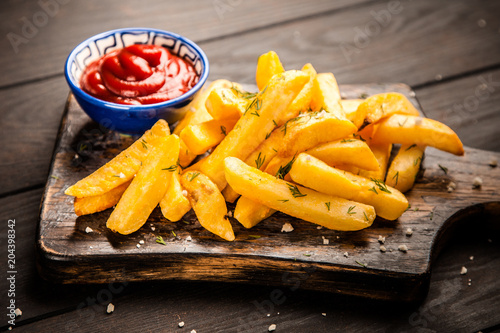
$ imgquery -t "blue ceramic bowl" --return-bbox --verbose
[65,28,209,134]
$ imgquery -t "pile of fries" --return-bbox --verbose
[65,51,464,241]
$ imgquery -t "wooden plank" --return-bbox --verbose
[416,68,500,152]
[201,0,500,87]
[0,76,68,196]
[0,0,367,87]
[9,225,500,332]
[36,84,500,303]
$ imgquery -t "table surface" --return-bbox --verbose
[1,1,499,332]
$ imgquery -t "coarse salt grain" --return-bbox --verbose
[139,240,145,245]
[136,244,141,248]
[461,266,467,275]
[267,313,270,317]
[268,324,277,332]
[118,172,126,179]
[14,308,22,316]
[322,236,329,245]
[380,245,387,253]
[472,177,483,188]
[178,322,185,328]
[322,313,326,317]
[317,226,323,230]
[227,210,233,217]
[470,256,474,261]
[378,235,385,244]
[107,303,114,314]
[281,223,294,233]
[398,245,408,252]
[344,252,349,258]
[182,190,188,197]
[151,226,156,231]
[406,228,413,236]
[186,236,192,241]
[191,330,197,333]
[447,181,457,193]
[489,159,498,167]
[85,226,93,234]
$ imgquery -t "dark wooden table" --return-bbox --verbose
[1,1,499,332]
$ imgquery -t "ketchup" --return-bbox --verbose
[80,44,199,105]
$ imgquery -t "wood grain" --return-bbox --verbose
[36,84,500,303]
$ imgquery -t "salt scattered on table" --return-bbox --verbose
[281,223,294,232]
[85,226,93,234]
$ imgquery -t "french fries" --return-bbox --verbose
[74,180,131,216]
[106,135,180,235]
[372,114,464,155]
[290,154,408,220]
[386,144,425,193]
[160,170,191,222]
[65,119,170,198]
[225,157,375,231]
[199,70,309,190]
[180,171,235,241]
[67,50,466,242]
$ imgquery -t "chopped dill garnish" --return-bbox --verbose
[392,171,399,185]
[363,211,369,221]
[220,125,227,136]
[355,260,367,267]
[278,199,289,203]
[438,164,448,174]
[276,155,296,180]
[405,144,417,151]
[162,165,177,172]
[248,235,261,239]
[287,183,307,198]
[188,172,200,182]
[368,186,378,194]
[371,178,391,194]
[156,236,166,245]
[325,202,331,211]
[141,139,148,150]
[171,231,176,237]
[341,138,356,143]
[231,85,257,99]
[347,206,356,215]
[414,156,422,166]
[255,152,266,169]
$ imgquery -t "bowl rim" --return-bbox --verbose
[64,27,209,112]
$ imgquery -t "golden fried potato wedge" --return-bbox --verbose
[199,70,309,189]
[180,118,238,155]
[358,143,392,181]
[256,51,285,91]
[180,171,235,241]
[225,157,375,231]
[310,73,343,117]
[222,184,241,203]
[357,92,420,129]
[279,63,317,126]
[278,111,357,157]
[372,114,464,155]
[106,135,180,235]
[341,99,364,128]
[306,139,380,171]
[173,79,238,135]
[386,144,425,193]
[65,120,170,198]
[160,170,191,222]
[234,196,275,229]
[291,153,408,220]
[205,87,247,121]
[74,180,131,216]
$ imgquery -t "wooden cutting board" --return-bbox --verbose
[37,83,500,302]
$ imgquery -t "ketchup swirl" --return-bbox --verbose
[80,44,199,105]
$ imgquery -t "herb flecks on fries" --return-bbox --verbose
[65,51,464,241]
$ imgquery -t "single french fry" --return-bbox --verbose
[256,51,285,91]
[310,73,343,117]
[386,144,425,193]
[74,180,131,216]
[290,153,408,220]
[278,63,317,126]
[160,170,191,222]
[180,118,238,155]
[278,111,357,157]
[179,139,197,168]
[306,139,380,171]
[357,92,420,129]
[341,99,364,128]
[234,196,276,229]
[199,70,309,190]
[65,120,170,198]
[106,135,180,235]
[205,87,248,121]
[225,157,375,231]
[173,79,236,135]
[372,114,464,156]
[359,143,392,181]
[180,171,235,241]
